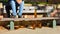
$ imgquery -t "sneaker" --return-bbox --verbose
[18,16,21,18]
[10,15,16,18]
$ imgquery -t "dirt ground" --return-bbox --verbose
[0,26,60,34]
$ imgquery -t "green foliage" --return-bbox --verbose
[3,0,8,2]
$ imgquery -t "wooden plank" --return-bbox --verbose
[0,17,60,21]
[22,11,50,13]
[24,4,32,6]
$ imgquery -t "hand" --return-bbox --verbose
[16,0,22,4]
[50,13,55,17]
[50,10,57,17]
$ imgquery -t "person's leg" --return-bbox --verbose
[10,0,17,17]
[18,1,24,18]
[6,5,10,18]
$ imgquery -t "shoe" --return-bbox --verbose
[18,16,21,18]
[10,15,16,18]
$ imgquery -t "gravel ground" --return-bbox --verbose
[0,26,60,34]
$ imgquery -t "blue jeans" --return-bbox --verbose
[10,0,24,16]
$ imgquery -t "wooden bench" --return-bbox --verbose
[0,17,60,30]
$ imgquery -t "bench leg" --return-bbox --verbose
[53,20,56,28]
[10,21,14,30]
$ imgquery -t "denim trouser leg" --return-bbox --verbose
[18,1,24,16]
[10,0,17,16]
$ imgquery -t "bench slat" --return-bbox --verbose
[0,17,60,21]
